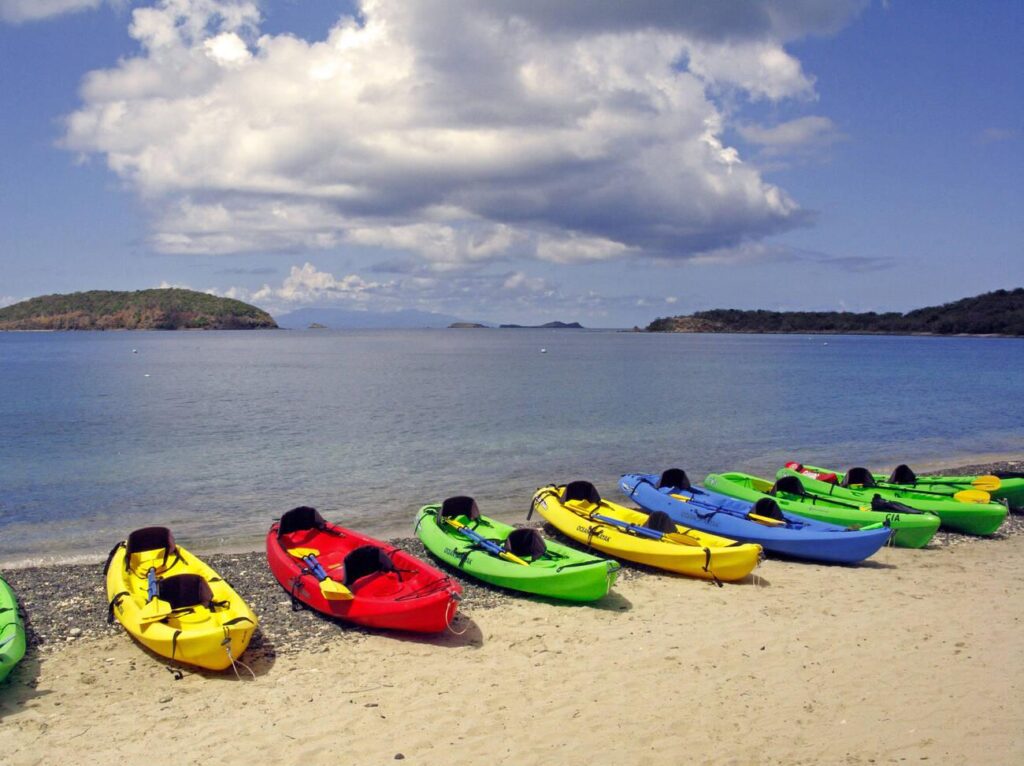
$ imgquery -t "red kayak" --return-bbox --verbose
[266,506,462,633]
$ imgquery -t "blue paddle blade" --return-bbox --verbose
[146,567,159,601]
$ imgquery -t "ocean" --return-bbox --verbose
[1,329,1021,565]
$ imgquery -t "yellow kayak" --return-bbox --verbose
[105,527,257,671]
[530,482,762,582]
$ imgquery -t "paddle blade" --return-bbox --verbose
[971,475,1001,491]
[287,547,320,558]
[499,550,530,567]
[139,597,173,624]
[669,494,691,503]
[319,579,354,601]
[952,489,991,504]
[747,513,786,527]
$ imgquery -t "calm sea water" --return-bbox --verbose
[1,329,1022,564]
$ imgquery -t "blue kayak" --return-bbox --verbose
[619,469,893,564]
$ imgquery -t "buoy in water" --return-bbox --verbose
[540,348,547,353]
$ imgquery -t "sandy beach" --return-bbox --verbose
[2,464,1023,765]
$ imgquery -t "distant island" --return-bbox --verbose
[498,321,584,329]
[646,288,1024,337]
[449,322,488,329]
[0,289,277,330]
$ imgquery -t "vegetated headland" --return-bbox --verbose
[646,288,1024,337]
[0,289,278,330]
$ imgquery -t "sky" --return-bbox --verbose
[0,0,1021,327]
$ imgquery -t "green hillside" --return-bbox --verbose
[0,289,277,330]
[646,288,1024,336]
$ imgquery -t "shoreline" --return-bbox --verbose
[2,454,1022,571]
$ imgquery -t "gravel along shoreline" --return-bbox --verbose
[2,461,1020,665]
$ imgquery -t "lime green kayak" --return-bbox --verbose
[794,462,1024,512]
[416,497,619,602]
[777,467,1008,536]
[704,472,940,548]
[1,576,27,683]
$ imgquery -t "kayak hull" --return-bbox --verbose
[777,468,1008,536]
[798,463,1024,511]
[0,576,27,682]
[104,539,257,671]
[415,506,619,601]
[267,517,462,634]
[619,473,892,565]
[531,485,761,582]
[704,472,940,549]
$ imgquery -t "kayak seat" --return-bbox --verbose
[125,526,176,572]
[770,475,806,496]
[644,511,676,533]
[888,464,917,484]
[157,574,214,611]
[750,497,785,521]
[504,528,546,559]
[440,496,481,522]
[657,468,691,491]
[842,467,876,488]
[343,545,396,587]
[278,506,327,538]
[563,481,601,506]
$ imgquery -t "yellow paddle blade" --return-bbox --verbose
[499,550,531,567]
[747,513,786,527]
[319,578,354,601]
[953,489,991,504]
[287,547,320,558]
[139,597,173,624]
[669,494,691,503]
[972,475,1001,491]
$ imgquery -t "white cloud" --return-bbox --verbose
[0,294,24,308]
[62,0,864,264]
[0,0,102,23]
[737,115,846,159]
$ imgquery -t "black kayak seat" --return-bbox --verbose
[887,464,917,484]
[643,510,676,533]
[440,496,481,521]
[342,545,396,586]
[504,528,546,559]
[563,481,601,505]
[750,497,786,521]
[842,467,876,488]
[771,475,806,497]
[278,506,327,537]
[657,468,692,491]
[125,526,176,570]
[157,574,214,610]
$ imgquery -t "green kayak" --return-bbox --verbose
[777,467,1008,536]
[415,497,619,602]
[704,472,940,548]
[1,575,27,683]
[796,462,1024,512]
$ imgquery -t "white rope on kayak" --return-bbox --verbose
[445,597,468,636]
[225,644,256,681]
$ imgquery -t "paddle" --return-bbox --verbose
[286,547,353,600]
[667,492,786,527]
[139,567,173,624]
[568,502,695,545]
[441,517,530,566]
[843,481,987,505]
[972,475,1001,491]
